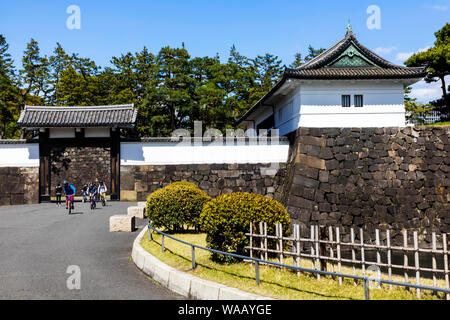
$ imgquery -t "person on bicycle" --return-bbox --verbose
[98,181,107,204]
[87,182,98,206]
[63,180,76,210]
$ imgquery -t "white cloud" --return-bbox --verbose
[396,52,414,62]
[409,76,450,103]
[395,46,430,62]
[429,5,448,11]
[374,46,397,55]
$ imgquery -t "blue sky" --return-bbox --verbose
[1,0,449,102]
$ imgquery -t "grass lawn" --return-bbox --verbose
[421,121,450,126]
[140,230,446,300]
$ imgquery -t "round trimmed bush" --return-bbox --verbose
[146,181,211,232]
[200,192,290,262]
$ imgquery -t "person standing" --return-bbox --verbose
[82,184,88,202]
[55,183,62,206]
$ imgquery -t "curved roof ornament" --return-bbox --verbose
[346,21,352,35]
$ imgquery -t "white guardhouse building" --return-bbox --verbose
[237,28,427,136]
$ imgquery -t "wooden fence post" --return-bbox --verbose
[276,223,283,266]
[403,229,409,285]
[432,232,437,289]
[259,222,264,261]
[315,225,321,280]
[310,225,315,270]
[336,227,342,285]
[319,226,327,272]
[250,222,253,258]
[375,229,381,288]
[294,224,301,277]
[360,228,365,277]
[264,222,268,261]
[351,228,356,285]
[443,233,449,300]
[414,231,421,299]
[329,226,335,275]
[387,229,392,290]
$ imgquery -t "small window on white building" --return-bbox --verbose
[341,95,351,107]
[354,95,363,107]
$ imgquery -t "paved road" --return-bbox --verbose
[0,201,181,299]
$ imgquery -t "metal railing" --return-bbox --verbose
[147,222,450,300]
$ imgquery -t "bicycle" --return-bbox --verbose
[100,192,106,206]
[66,195,75,215]
[90,194,96,210]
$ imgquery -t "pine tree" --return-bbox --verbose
[405,23,449,120]
[0,34,20,138]
[289,52,304,68]
[304,45,326,62]
[140,46,194,136]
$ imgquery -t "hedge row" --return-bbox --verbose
[146,181,290,262]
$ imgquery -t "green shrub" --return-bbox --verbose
[200,192,290,262]
[146,181,211,232]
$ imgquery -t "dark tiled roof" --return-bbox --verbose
[288,30,427,79]
[17,104,137,128]
[285,66,426,79]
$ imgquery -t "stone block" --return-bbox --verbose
[135,181,148,192]
[296,154,326,170]
[109,215,135,232]
[168,270,193,297]
[120,190,137,201]
[128,206,145,219]
[189,278,224,300]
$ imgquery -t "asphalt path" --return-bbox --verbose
[0,201,181,300]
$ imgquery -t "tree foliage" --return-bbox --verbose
[405,23,449,120]
[404,86,434,124]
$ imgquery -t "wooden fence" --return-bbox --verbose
[246,222,450,299]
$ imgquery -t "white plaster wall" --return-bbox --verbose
[49,128,76,138]
[0,144,39,167]
[84,127,110,138]
[249,80,407,133]
[274,91,301,136]
[298,81,406,127]
[120,141,290,165]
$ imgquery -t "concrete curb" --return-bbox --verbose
[131,226,273,300]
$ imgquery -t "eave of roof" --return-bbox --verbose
[17,104,137,128]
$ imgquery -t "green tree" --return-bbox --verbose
[19,38,51,137]
[55,53,106,106]
[404,86,434,124]
[289,52,304,68]
[304,45,326,62]
[48,43,71,105]
[140,46,194,136]
[405,23,449,119]
[0,34,20,138]
[249,53,283,105]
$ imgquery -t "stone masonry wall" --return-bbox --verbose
[0,167,39,205]
[50,146,111,193]
[281,126,450,244]
[120,163,286,201]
